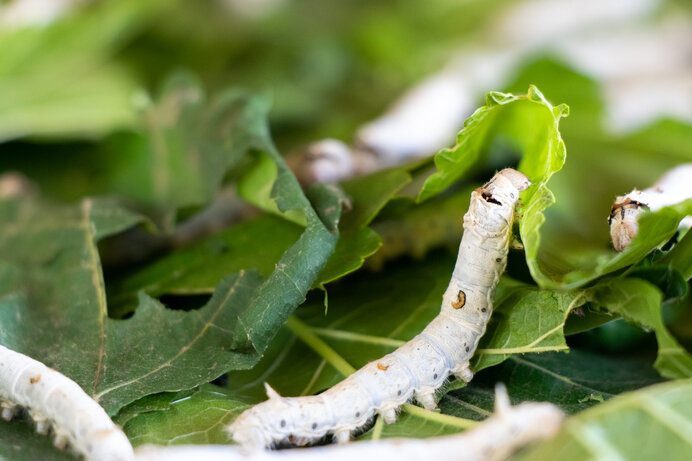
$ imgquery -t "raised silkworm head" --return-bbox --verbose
[609,197,646,252]
[497,168,532,192]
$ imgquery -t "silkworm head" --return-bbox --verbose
[470,169,529,231]
[609,197,646,252]
[497,168,531,192]
[478,168,532,209]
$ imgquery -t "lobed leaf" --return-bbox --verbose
[0,89,342,419]
[109,167,413,304]
[109,73,276,213]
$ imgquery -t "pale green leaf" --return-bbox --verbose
[0,0,171,141]
[516,379,692,461]
[418,86,568,203]
[109,73,274,212]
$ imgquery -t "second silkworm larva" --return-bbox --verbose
[0,344,134,461]
[609,163,692,252]
[138,384,563,461]
[227,168,531,449]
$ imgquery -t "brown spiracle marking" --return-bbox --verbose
[608,198,648,224]
[377,363,389,371]
[452,290,466,309]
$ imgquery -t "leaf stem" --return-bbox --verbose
[371,415,384,440]
[310,327,406,348]
[402,404,477,429]
[477,345,568,354]
[285,317,356,376]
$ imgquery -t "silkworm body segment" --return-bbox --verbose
[0,345,134,461]
[141,385,563,461]
[228,169,531,450]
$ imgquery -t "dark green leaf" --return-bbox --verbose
[120,385,250,446]
[109,74,271,211]
[0,89,342,419]
[338,168,412,230]
[109,167,412,306]
[369,185,476,269]
[107,215,303,311]
[0,418,75,461]
[315,228,381,287]
[586,278,692,379]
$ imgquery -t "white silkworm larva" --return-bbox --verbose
[227,168,532,449]
[609,163,692,252]
[0,345,135,461]
[137,384,564,461]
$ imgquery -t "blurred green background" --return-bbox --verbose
[0,0,690,243]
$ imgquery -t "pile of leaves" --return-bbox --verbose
[1,2,691,460]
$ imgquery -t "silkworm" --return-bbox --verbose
[609,163,692,251]
[227,168,532,449]
[138,384,564,461]
[286,139,360,186]
[0,344,135,461]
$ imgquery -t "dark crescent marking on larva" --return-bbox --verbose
[481,190,502,206]
[611,198,648,223]
[452,290,466,309]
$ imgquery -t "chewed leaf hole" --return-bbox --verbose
[158,294,211,311]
